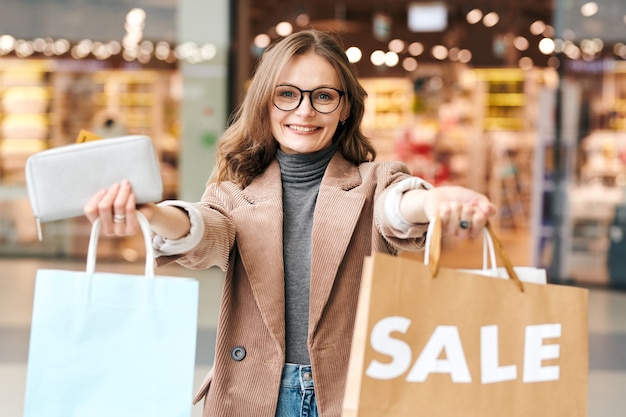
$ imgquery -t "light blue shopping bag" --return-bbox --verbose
[24,212,199,417]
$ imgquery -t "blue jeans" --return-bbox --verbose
[275,364,318,417]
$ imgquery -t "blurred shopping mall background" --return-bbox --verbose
[1,0,626,283]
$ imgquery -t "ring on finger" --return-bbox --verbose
[113,213,126,224]
[459,220,471,230]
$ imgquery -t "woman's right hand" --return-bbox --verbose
[83,179,192,239]
[83,179,156,237]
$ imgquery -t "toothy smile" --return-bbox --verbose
[288,125,319,132]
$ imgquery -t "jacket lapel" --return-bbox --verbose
[232,161,286,352]
[232,153,366,353]
[308,153,365,334]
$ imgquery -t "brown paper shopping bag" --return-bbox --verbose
[343,217,588,417]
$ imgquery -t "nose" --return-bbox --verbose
[294,92,315,116]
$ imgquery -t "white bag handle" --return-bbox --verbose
[86,211,154,278]
[424,219,498,273]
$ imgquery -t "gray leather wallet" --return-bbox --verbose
[25,135,163,238]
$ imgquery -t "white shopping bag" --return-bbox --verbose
[24,212,199,417]
[424,222,547,285]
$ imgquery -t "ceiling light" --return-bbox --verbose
[32,38,46,53]
[448,47,460,61]
[408,41,424,56]
[402,57,418,72]
[296,14,310,27]
[388,39,405,53]
[431,45,448,60]
[384,51,399,67]
[482,12,499,28]
[538,38,555,55]
[275,22,293,37]
[200,44,217,60]
[15,40,34,58]
[0,35,16,53]
[530,20,546,36]
[580,2,599,17]
[107,41,122,55]
[580,38,603,55]
[126,8,146,26]
[53,39,70,55]
[458,49,472,63]
[466,9,483,25]
[564,43,581,60]
[408,2,448,32]
[155,42,171,60]
[370,50,386,66]
[518,57,533,70]
[514,36,529,51]
[254,34,271,49]
[346,46,362,63]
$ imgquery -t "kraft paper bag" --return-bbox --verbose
[23,212,199,417]
[343,217,588,417]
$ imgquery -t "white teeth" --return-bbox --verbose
[289,125,317,132]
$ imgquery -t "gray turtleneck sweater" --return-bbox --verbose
[276,144,337,365]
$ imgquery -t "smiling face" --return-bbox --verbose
[270,51,350,154]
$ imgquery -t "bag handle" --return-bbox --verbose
[425,220,498,273]
[86,211,155,278]
[424,220,499,273]
[424,216,524,292]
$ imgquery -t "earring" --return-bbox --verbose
[340,120,346,126]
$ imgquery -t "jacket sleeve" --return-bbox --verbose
[373,161,432,252]
[155,182,237,271]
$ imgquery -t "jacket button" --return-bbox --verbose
[231,346,246,361]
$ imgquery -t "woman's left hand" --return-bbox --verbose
[428,185,497,238]
[400,185,497,238]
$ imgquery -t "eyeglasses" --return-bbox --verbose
[273,84,345,114]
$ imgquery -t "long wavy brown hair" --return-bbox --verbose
[210,29,376,187]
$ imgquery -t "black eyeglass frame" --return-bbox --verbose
[273,84,346,114]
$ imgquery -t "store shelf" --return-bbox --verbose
[0,61,181,257]
[486,93,526,106]
[0,59,53,185]
[360,78,413,133]
[473,68,528,132]
[604,62,626,131]
[484,117,525,131]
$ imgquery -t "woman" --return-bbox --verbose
[84,29,496,417]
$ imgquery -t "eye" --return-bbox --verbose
[276,87,299,100]
[314,89,336,102]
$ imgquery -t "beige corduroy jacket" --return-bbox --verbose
[160,151,429,417]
